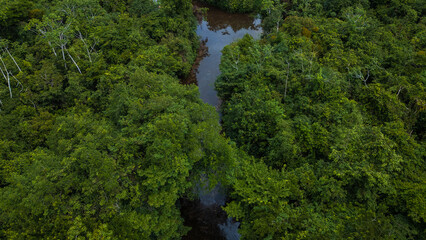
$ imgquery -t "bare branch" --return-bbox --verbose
[90,40,98,53]
[284,60,290,101]
[60,33,67,69]
[5,48,22,72]
[78,31,92,63]
[28,98,37,109]
[49,42,58,56]
[61,45,67,69]
[356,69,370,87]
[397,86,404,96]
[65,47,82,74]
[0,55,12,98]
[0,63,6,81]
[10,72,24,92]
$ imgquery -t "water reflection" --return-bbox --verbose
[194,2,262,108]
[183,3,262,240]
[198,3,261,32]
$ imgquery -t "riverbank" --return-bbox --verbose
[180,2,262,239]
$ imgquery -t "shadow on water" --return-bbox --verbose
[199,3,260,32]
[181,2,262,240]
[186,1,262,108]
[180,198,227,240]
[182,181,238,240]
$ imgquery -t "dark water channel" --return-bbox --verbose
[181,2,262,240]
[192,1,262,108]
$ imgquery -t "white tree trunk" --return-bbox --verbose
[5,48,22,72]
[78,31,92,63]
[0,56,12,98]
[61,44,67,69]
[65,47,82,74]
[49,42,58,56]
[10,72,24,92]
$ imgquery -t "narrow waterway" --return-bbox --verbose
[181,2,262,239]
[191,1,262,108]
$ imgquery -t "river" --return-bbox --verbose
[190,1,262,108]
[181,2,262,239]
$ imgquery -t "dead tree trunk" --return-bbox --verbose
[0,56,12,98]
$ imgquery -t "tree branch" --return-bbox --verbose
[0,55,12,98]
[65,47,82,74]
[78,31,92,63]
[5,48,22,72]
[284,60,290,101]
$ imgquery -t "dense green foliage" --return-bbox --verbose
[198,0,263,13]
[0,0,240,238]
[1,0,425,239]
[217,0,426,239]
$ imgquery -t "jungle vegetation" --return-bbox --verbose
[215,0,426,239]
[0,0,238,238]
[0,0,425,239]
